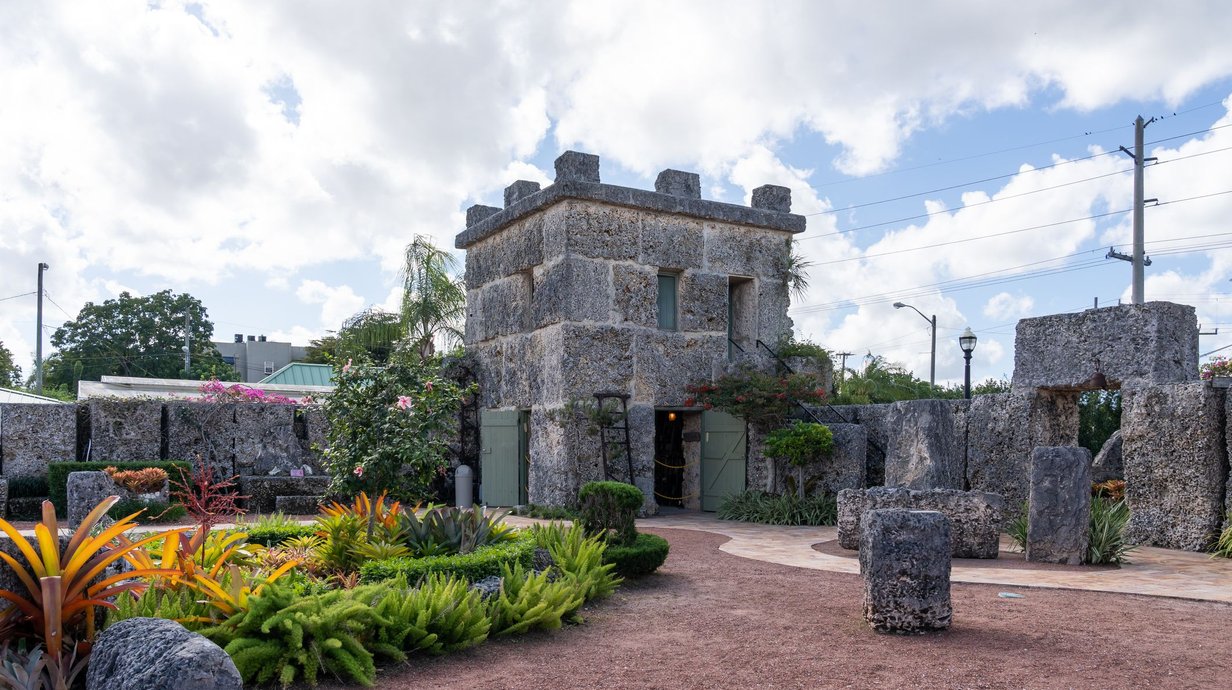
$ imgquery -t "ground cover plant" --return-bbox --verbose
[1008,485,1136,565]
[717,489,838,526]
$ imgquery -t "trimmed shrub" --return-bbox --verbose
[359,533,537,584]
[245,523,317,547]
[6,476,49,499]
[47,461,189,516]
[602,532,669,578]
[578,481,643,545]
[107,498,186,524]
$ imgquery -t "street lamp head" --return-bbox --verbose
[892,302,905,309]
[959,327,978,354]
[38,262,49,271]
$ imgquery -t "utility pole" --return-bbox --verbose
[836,351,853,393]
[1117,115,1157,304]
[183,310,192,377]
[35,263,49,394]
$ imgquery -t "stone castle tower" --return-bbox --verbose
[457,151,804,510]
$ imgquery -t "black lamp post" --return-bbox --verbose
[959,327,978,399]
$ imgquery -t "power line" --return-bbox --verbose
[0,292,35,303]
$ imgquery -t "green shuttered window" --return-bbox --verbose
[657,273,678,331]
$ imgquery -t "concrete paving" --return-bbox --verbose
[630,512,1232,604]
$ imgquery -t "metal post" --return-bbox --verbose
[928,314,936,389]
[963,351,973,400]
[183,311,192,377]
[35,262,48,394]
[455,464,473,508]
[1131,115,1145,305]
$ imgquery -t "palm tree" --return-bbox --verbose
[399,235,466,359]
[786,241,813,303]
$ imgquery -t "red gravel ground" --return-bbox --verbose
[327,527,1232,690]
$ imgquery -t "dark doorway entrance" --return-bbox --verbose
[654,410,685,508]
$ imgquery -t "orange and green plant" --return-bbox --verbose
[103,466,168,493]
[0,498,180,662]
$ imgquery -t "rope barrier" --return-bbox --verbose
[653,458,697,469]
[653,490,699,501]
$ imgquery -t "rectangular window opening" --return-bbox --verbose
[657,272,678,331]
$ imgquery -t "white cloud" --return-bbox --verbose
[295,280,365,330]
[984,292,1035,320]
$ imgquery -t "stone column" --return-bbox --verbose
[1027,446,1091,564]
[859,509,952,633]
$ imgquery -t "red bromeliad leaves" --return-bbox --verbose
[170,462,248,536]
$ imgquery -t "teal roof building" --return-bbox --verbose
[259,362,335,387]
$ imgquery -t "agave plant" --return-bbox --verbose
[407,507,514,555]
[0,642,88,690]
[0,498,180,662]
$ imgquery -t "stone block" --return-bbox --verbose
[301,405,329,463]
[0,479,7,522]
[528,406,585,506]
[756,278,794,346]
[1123,382,1227,550]
[612,263,658,328]
[773,423,866,498]
[1011,302,1198,391]
[468,341,505,408]
[87,617,242,690]
[702,223,791,277]
[275,495,323,514]
[462,214,543,289]
[557,203,643,262]
[654,169,701,198]
[479,273,533,337]
[751,184,792,213]
[0,403,76,478]
[559,324,635,401]
[498,333,539,408]
[1027,446,1091,564]
[233,405,318,476]
[631,331,725,406]
[504,179,541,207]
[465,204,501,227]
[883,399,966,490]
[859,509,951,634]
[165,402,238,477]
[87,399,163,462]
[640,216,704,270]
[67,471,118,527]
[838,487,1004,558]
[622,403,658,515]
[965,391,1078,516]
[1091,429,1123,483]
[239,476,332,513]
[554,150,600,183]
[678,271,729,333]
[533,255,612,327]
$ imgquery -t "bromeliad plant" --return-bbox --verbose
[0,498,180,663]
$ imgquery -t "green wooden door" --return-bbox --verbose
[480,409,521,506]
[701,410,746,511]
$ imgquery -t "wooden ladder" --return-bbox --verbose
[594,391,635,484]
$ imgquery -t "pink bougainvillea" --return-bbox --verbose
[198,379,297,404]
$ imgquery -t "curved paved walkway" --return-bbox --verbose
[618,512,1232,603]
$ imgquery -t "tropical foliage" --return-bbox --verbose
[321,353,473,501]
[764,421,834,499]
[685,369,828,427]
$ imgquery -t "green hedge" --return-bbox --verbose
[359,533,537,584]
[244,524,318,546]
[47,461,190,517]
[603,532,669,578]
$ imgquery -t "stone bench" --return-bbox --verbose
[239,475,331,513]
[838,487,1006,559]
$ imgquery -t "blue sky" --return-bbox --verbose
[2,1,1231,388]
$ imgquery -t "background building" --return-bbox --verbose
[215,334,309,383]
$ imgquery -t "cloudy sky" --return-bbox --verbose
[3,0,1232,386]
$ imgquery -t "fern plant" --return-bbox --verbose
[531,522,620,602]
[205,585,386,688]
[105,587,212,630]
[488,562,584,636]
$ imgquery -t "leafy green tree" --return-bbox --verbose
[44,290,237,390]
[832,354,934,404]
[0,340,21,387]
[764,421,834,499]
[1079,390,1121,455]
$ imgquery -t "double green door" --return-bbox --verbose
[480,409,529,506]
[701,410,746,511]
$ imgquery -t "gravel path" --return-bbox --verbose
[325,527,1232,690]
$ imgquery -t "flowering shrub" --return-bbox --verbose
[321,353,474,501]
[198,379,299,404]
[685,369,827,426]
[1199,356,1232,380]
[104,466,168,493]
